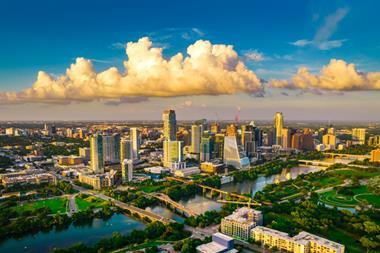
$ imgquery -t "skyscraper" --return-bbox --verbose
[281,128,293,148]
[200,136,214,162]
[120,138,133,163]
[223,136,250,169]
[121,159,133,183]
[162,109,177,141]
[274,112,284,145]
[191,124,202,154]
[163,140,183,167]
[352,128,366,145]
[90,134,104,173]
[102,135,114,163]
[130,128,140,160]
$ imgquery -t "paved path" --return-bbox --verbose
[67,194,78,216]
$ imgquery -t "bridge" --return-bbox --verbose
[298,160,334,167]
[167,177,258,204]
[148,193,198,217]
[72,184,174,224]
[323,153,371,160]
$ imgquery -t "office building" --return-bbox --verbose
[214,134,225,159]
[57,155,83,166]
[370,149,380,162]
[121,159,133,183]
[226,124,237,137]
[163,140,183,167]
[200,162,224,174]
[210,122,220,134]
[223,136,250,169]
[130,128,140,160]
[200,136,214,162]
[90,134,104,173]
[102,134,119,163]
[352,128,366,145]
[251,226,345,253]
[174,166,200,177]
[162,109,177,141]
[282,128,293,148]
[191,124,202,154]
[368,135,380,146]
[322,134,336,150]
[120,138,133,163]
[274,112,284,145]
[221,207,263,240]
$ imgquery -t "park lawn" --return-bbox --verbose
[313,176,343,188]
[331,169,380,178]
[16,197,68,214]
[356,194,380,208]
[140,185,164,193]
[319,191,358,207]
[75,195,107,210]
[326,228,364,253]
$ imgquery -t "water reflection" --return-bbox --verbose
[220,166,322,197]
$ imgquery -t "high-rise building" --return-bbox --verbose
[162,110,177,141]
[214,134,225,159]
[102,135,114,163]
[121,159,133,183]
[352,128,366,145]
[274,112,284,145]
[370,149,380,162]
[322,134,336,149]
[281,128,293,148]
[130,128,140,160]
[163,140,183,167]
[79,147,91,161]
[210,122,219,134]
[191,125,202,154]
[226,124,237,137]
[200,136,214,162]
[120,138,133,163]
[90,134,104,173]
[223,136,249,169]
[368,135,380,146]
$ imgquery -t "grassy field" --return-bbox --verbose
[319,185,379,208]
[140,185,164,193]
[15,197,68,214]
[331,169,380,178]
[75,194,108,210]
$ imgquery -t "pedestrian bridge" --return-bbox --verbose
[148,193,198,217]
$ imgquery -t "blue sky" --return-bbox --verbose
[0,0,379,120]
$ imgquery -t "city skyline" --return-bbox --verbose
[1,0,380,120]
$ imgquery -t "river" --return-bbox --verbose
[0,214,145,253]
[220,166,323,197]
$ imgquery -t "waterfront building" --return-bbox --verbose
[191,124,202,154]
[162,109,177,141]
[223,136,250,169]
[130,127,141,160]
[274,112,284,145]
[163,140,183,167]
[174,166,200,177]
[121,159,133,183]
[221,207,263,240]
[78,170,117,190]
[370,149,380,162]
[282,128,293,148]
[251,226,345,253]
[200,161,224,174]
[352,128,366,145]
[90,134,104,173]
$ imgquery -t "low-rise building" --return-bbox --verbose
[221,207,263,240]
[174,166,200,177]
[78,170,117,190]
[0,170,56,187]
[251,226,345,253]
[196,233,238,253]
[57,155,84,166]
[200,161,224,174]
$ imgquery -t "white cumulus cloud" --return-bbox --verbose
[268,59,380,91]
[0,37,263,104]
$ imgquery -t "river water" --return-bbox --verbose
[0,214,145,253]
[220,166,322,197]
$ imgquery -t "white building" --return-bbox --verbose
[130,128,141,160]
[174,166,200,177]
[191,125,202,154]
[223,136,250,169]
[121,159,133,183]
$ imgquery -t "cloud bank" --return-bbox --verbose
[0,37,263,104]
[269,59,380,91]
